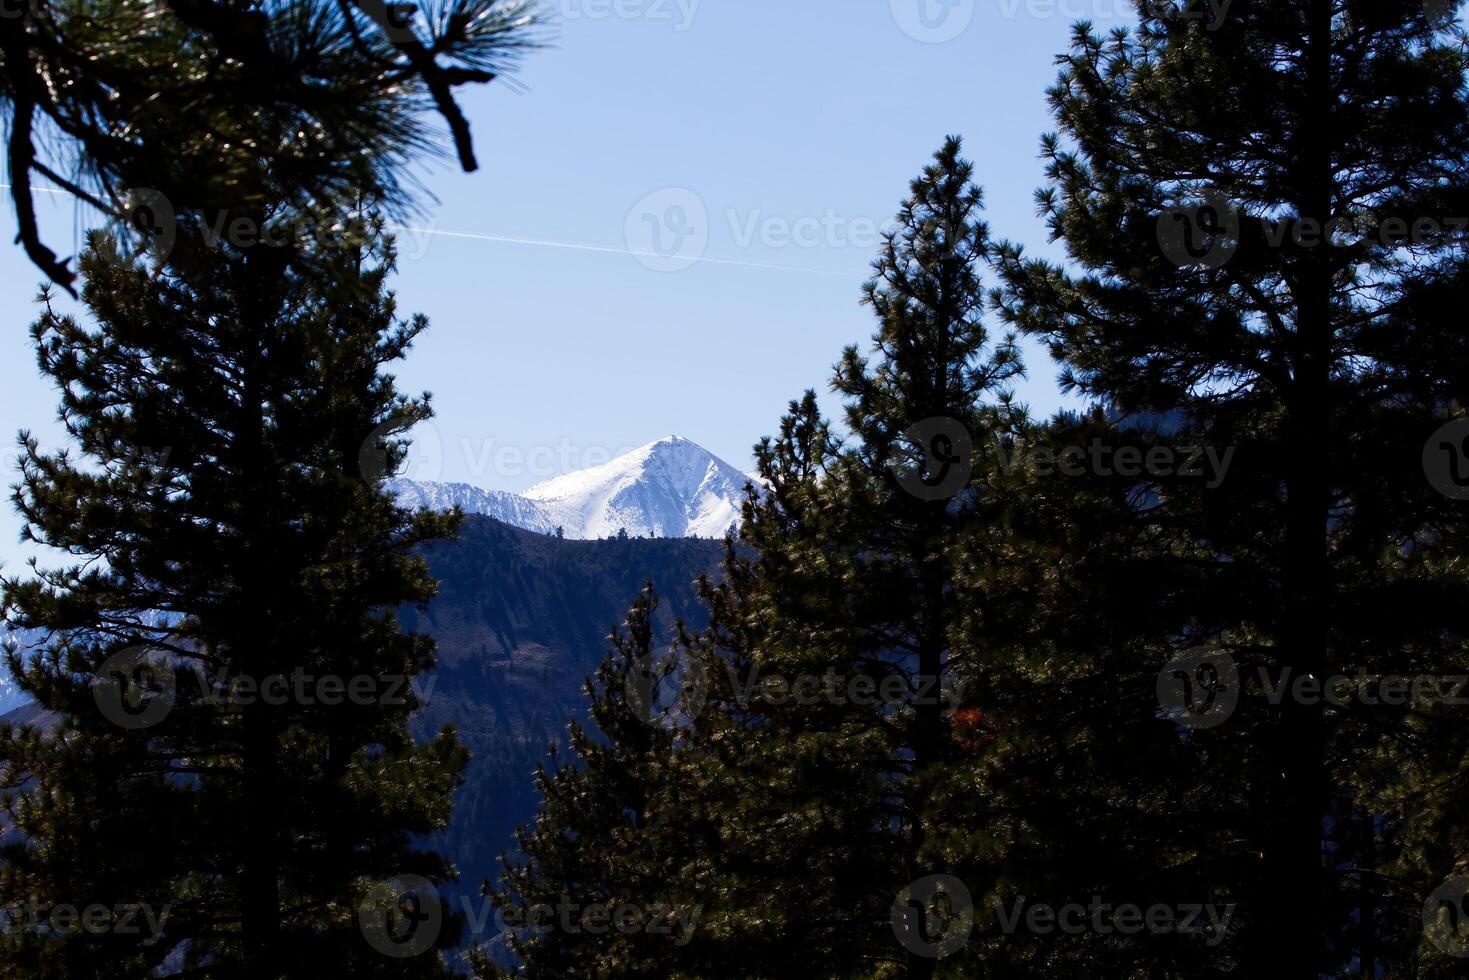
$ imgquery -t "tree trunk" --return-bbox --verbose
[1261,1,1335,971]
[238,268,282,978]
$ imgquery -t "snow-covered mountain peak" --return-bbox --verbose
[389,437,753,540]
[523,437,750,540]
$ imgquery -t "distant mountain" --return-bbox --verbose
[387,480,559,535]
[0,626,42,716]
[388,436,753,540]
[0,653,29,716]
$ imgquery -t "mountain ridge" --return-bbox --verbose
[388,436,753,540]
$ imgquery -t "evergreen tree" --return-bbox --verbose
[992,0,1469,973]
[677,401,908,976]
[483,587,711,978]
[0,221,468,977]
[655,137,1029,977]
[1,0,539,292]
[783,136,1021,978]
[492,139,1026,978]
[942,406,1247,977]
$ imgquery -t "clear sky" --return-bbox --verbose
[0,0,1130,569]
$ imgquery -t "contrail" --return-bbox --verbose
[0,185,848,277]
[385,225,849,277]
[0,183,70,196]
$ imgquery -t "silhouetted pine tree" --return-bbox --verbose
[669,140,1025,978]
[942,406,1248,977]
[814,137,1022,979]
[483,586,713,978]
[992,0,1469,973]
[679,396,911,976]
[0,222,468,978]
[1,0,539,292]
[493,139,1026,978]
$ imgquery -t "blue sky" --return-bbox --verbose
[0,0,1129,569]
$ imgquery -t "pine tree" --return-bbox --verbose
[0,221,469,977]
[677,400,908,975]
[1,0,539,292]
[942,406,1247,977]
[992,0,1469,972]
[493,139,1026,978]
[804,136,1022,978]
[682,141,1024,976]
[484,586,711,978]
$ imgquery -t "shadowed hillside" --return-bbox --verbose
[406,515,724,894]
[0,516,722,902]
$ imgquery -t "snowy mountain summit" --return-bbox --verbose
[522,436,750,539]
[387,436,753,540]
